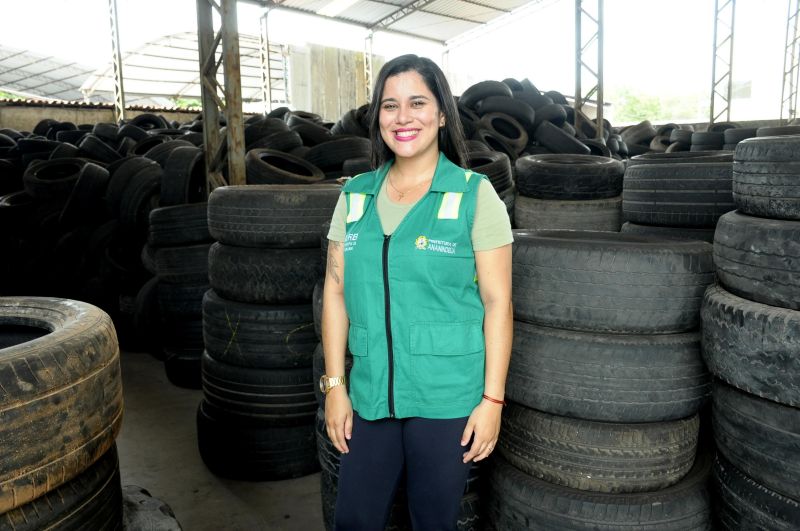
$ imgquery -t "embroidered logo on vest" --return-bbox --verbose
[414,235,429,250]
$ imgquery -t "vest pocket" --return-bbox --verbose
[409,321,485,404]
[347,324,372,406]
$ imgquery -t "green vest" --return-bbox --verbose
[342,152,486,420]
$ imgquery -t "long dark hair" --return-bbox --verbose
[368,54,467,169]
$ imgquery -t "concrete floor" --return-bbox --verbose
[116,351,325,531]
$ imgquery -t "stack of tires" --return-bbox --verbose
[490,230,716,530]
[701,135,800,529]
[197,184,338,480]
[0,297,124,529]
[513,154,624,231]
[621,151,735,241]
[466,149,516,222]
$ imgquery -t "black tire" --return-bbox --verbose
[118,164,161,234]
[59,162,110,226]
[342,157,372,176]
[303,137,372,174]
[690,144,724,152]
[0,445,122,531]
[157,281,207,316]
[712,379,800,501]
[207,184,340,248]
[626,151,733,167]
[733,135,800,220]
[118,124,149,142]
[23,157,87,199]
[0,297,122,513]
[533,121,591,155]
[163,347,202,389]
[466,151,513,192]
[292,122,332,146]
[513,195,621,231]
[143,139,194,168]
[670,129,694,144]
[620,120,657,146]
[623,161,734,228]
[201,350,316,426]
[723,127,757,144]
[459,80,513,110]
[133,276,162,354]
[515,154,623,199]
[472,129,518,162]
[130,113,169,130]
[476,96,535,130]
[246,148,325,184]
[712,452,800,531]
[702,284,800,408]
[508,320,708,422]
[197,399,319,481]
[691,132,724,146]
[105,157,160,216]
[487,452,712,530]
[756,125,800,137]
[499,402,699,493]
[160,146,205,206]
[581,139,611,157]
[154,243,211,284]
[713,210,800,310]
[79,134,122,163]
[208,243,320,304]
[203,289,316,369]
[531,103,567,129]
[512,230,714,333]
[620,222,715,242]
[148,203,211,247]
[479,113,528,154]
[247,130,304,152]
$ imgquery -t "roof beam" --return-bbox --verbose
[369,0,439,30]
[457,0,510,13]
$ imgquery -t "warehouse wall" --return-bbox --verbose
[289,44,384,122]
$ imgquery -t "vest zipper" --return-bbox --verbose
[382,234,396,418]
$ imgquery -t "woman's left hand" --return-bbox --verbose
[460,399,503,463]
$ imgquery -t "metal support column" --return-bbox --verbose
[781,0,800,123]
[710,0,736,123]
[574,0,604,140]
[260,8,273,114]
[364,32,374,102]
[196,0,246,190]
[108,0,125,122]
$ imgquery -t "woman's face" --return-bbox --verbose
[379,70,445,162]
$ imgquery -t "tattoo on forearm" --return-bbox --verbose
[327,241,341,284]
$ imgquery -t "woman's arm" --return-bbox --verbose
[461,243,513,463]
[322,239,353,453]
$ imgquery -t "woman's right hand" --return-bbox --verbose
[325,386,353,454]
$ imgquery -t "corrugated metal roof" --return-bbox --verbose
[262,0,541,44]
[0,46,96,101]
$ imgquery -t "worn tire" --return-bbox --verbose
[712,379,800,501]
[713,210,800,310]
[208,243,320,304]
[208,184,340,248]
[508,320,708,422]
[702,285,800,408]
[203,289,316,369]
[160,146,205,206]
[533,121,591,155]
[197,400,319,481]
[0,445,122,531]
[0,297,122,513]
[148,203,211,247]
[623,161,734,227]
[713,452,800,530]
[733,135,800,220]
[515,154,624,200]
[512,230,714,333]
[246,148,325,184]
[487,452,712,530]
[513,195,621,231]
[620,222,715,242]
[499,402,699,493]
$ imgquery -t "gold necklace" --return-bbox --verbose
[388,171,432,200]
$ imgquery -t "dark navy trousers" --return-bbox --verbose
[333,413,472,531]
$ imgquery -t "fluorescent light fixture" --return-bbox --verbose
[317,0,360,17]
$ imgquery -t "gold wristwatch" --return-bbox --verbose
[319,374,346,394]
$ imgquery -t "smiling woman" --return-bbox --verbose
[321,54,514,531]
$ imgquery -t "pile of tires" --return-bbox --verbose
[466,149,516,222]
[0,297,124,529]
[621,151,735,241]
[196,184,338,480]
[513,154,624,231]
[457,78,625,160]
[490,230,716,530]
[701,135,800,529]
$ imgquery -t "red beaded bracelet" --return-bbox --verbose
[482,393,507,406]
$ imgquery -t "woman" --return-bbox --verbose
[321,54,513,531]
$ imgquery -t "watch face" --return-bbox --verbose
[319,376,327,394]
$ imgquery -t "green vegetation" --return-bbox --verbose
[0,90,22,99]
[608,87,708,124]
[171,97,202,110]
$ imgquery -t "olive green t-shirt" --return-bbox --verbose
[327,177,514,251]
